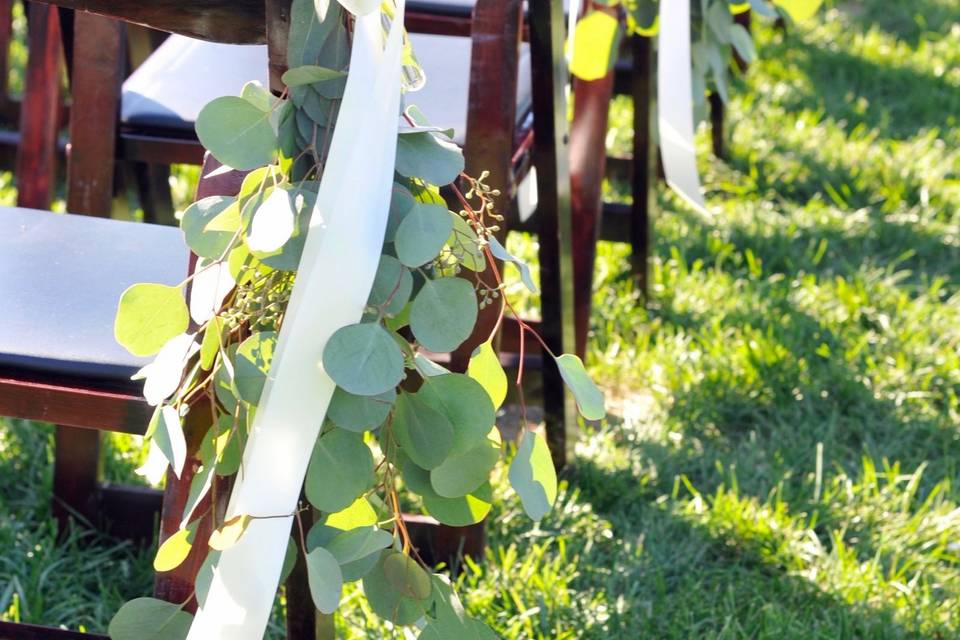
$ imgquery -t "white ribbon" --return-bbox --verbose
[658,0,710,217]
[186,2,407,637]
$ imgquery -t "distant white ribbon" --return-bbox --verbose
[186,2,406,637]
[658,0,710,216]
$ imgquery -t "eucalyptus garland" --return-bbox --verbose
[106,0,603,637]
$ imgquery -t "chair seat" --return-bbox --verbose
[121,34,532,146]
[0,208,189,382]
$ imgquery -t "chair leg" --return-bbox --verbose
[52,427,100,530]
[284,534,318,640]
[529,0,577,470]
[631,35,655,296]
[569,71,615,358]
[0,0,13,122]
[132,161,176,225]
[16,2,62,210]
[709,91,725,160]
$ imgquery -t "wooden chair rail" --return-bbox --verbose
[0,621,107,640]
[0,372,150,433]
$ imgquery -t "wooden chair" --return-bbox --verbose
[0,0,577,637]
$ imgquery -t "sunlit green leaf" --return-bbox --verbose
[234,331,277,405]
[181,196,238,260]
[153,524,195,573]
[115,284,188,357]
[571,11,622,81]
[196,96,277,170]
[108,598,192,640]
[467,341,507,409]
[282,65,346,87]
[555,353,606,420]
[509,431,557,521]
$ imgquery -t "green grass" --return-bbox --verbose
[2,0,960,637]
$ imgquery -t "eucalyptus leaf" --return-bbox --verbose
[153,525,194,573]
[367,255,413,316]
[395,131,464,186]
[234,331,277,405]
[199,316,224,371]
[394,204,453,267]
[115,283,189,357]
[306,547,343,614]
[392,392,454,470]
[430,427,500,498]
[325,496,378,530]
[386,182,416,241]
[328,387,395,432]
[555,353,606,420]
[326,526,393,565]
[728,23,756,63]
[108,598,192,640]
[323,323,405,396]
[287,0,340,67]
[410,277,477,353]
[570,10,622,81]
[181,196,238,259]
[417,374,495,455]
[305,428,375,512]
[423,481,493,527]
[196,96,277,170]
[467,341,507,409]
[240,80,272,112]
[337,0,381,16]
[209,514,252,551]
[282,65,346,87]
[448,214,485,272]
[383,553,432,600]
[195,550,221,609]
[508,430,557,521]
[488,236,538,294]
[363,551,428,625]
[153,405,187,479]
[246,189,294,254]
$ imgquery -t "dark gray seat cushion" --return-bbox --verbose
[0,208,189,382]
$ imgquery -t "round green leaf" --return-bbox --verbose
[108,597,192,640]
[395,131,465,186]
[570,10,621,81]
[392,392,454,470]
[153,526,193,573]
[181,196,238,259]
[430,428,501,498]
[196,96,278,170]
[234,331,277,405]
[326,526,393,565]
[448,213,485,272]
[305,428,375,512]
[386,183,415,241]
[394,203,454,268]
[423,481,493,527]
[410,277,477,353]
[306,547,343,615]
[328,387,395,432]
[323,323,405,396]
[367,255,413,316]
[363,551,427,625]
[383,553,432,600]
[282,65,345,87]
[115,283,189,357]
[508,430,557,521]
[418,374,495,455]
[467,341,507,409]
[555,354,606,420]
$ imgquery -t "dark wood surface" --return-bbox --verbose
[569,66,615,358]
[0,621,107,640]
[529,0,577,469]
[34,0,266,44]
[16,3,62,210]
[630,35,655,294]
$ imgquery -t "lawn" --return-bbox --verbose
[2,0,959,637]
